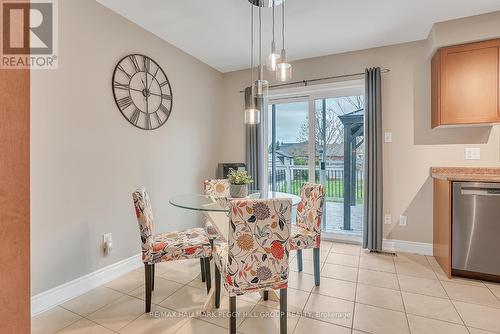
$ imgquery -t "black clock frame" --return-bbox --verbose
[112,53,173,130]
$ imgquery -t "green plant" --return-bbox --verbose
[228,169,253,185]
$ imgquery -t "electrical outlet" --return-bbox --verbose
[384,214,392,225]
[384,132,392,143]
[465,148,480,160]
[399,215,408,226]
[103,233,113,255]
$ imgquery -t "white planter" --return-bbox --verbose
[230,184,248,198]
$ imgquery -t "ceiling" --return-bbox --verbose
[96,0,500,73]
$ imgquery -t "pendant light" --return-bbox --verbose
[244,5,260,124]
[253,6,269,97]
[276,0,292,82]
[266,0,280,71]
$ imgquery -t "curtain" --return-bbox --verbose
[244,87,265,191]
[363,67,383,251]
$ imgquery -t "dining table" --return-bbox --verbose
[169,190,301,313]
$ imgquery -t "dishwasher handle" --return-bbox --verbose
[461,187,500,196]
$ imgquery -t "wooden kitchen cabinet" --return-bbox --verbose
[431,39,500,128]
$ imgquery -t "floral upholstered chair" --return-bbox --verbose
[290,183,325,286]
[198,179,230,283]
[132,187,212,313]
[213,198,292,334]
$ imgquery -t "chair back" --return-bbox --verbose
[132,187,154,262]
[297,183,325,236]
[226,198,292,294]
[204,179,230,197]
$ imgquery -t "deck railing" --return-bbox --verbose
[269,166,364,202]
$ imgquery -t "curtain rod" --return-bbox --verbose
[239,68,390,93]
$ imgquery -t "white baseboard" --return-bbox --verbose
[383,239,433,256]
[31,253,142,317]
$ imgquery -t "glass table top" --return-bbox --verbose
[169,191,301,212]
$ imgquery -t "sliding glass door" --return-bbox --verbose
[314,96,364,238]
[267,101,311,194]
[266,83,364,241]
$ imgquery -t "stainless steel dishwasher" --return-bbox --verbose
[452,182,500,281]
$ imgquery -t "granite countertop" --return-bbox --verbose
[431,167,500,182]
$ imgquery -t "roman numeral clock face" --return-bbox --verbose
[112,54,173,130]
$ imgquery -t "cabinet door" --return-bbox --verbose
[441,41,500,125]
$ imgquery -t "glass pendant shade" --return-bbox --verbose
[276,61,292,82]
[244,107,260,124]
[266,8,280,72]
[253,78,269,97]
[267,51,281,71]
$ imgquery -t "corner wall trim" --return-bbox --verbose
[383,239,433,256]
[31,253,142,317]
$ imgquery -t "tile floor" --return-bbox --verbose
[32,242,500,334]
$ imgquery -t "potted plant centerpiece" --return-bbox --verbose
[228,169,253,198]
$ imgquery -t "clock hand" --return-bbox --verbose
[144,72,149,113]
[129,87,144,94]
[147,67,160,91]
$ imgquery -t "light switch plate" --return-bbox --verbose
[384,214,392,225]
[465,148,480,160]
[399,215,408,226]
[384,132,392,143]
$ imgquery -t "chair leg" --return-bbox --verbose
[280,288,287,334]
[229,296,236,334]
[296,249,303,272]
[144,264,153,313]
[200,258,206,282]
[203,257,211,294]
[152,264,155,291]
[313,247,320,286]
[215,263,221,308]
[263,290,269,301]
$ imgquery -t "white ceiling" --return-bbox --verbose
[97,0,500,73]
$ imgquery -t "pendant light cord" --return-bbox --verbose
[259,7,263,79]
[282,1,285,51]
[250,4,254,99]
[272,1,275,44]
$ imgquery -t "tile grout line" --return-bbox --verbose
[395,256,412,334]
[53,281,148,333]
[172,262,223,334]
[141,262,212,333]
[48,307,85,334]
[351,246,361,331]
[292,244,330,334]
[425,255,471,333]
[291,243,356,333]
[484,283,500,303]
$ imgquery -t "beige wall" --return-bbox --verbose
[30,0,223,295]
[219,13,500,244]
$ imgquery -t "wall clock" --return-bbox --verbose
[112,54,173,130]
